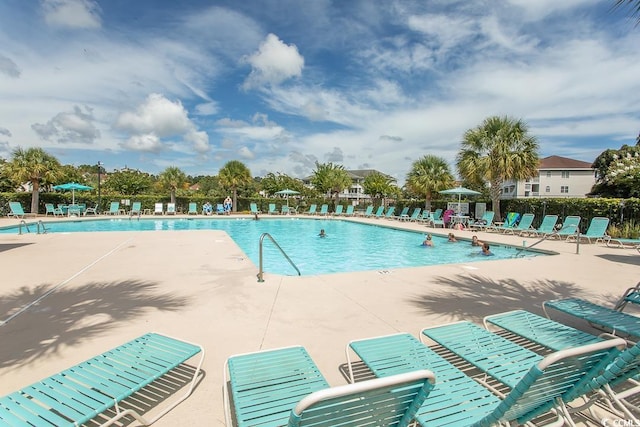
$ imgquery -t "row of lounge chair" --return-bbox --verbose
[224,284,640,426]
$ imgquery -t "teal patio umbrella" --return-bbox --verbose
[439,186,481,214]
[275,189,300,207]
[52,182,93,205]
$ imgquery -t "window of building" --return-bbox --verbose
[560,186,569,193]
[545,186,550,193]
[561,171,570,178]
[546,171,551,178]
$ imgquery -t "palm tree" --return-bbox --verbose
[456,116,539,220]
[362,171,396,206]
[405,155,454,211]
[5,148,62,214]
[309,162,352,206]
[614,0,640,23]
[218,160,252,212]
[158,167,187,204]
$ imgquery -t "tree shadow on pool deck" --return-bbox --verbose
[409,274,621,325]
[0,279,190,368]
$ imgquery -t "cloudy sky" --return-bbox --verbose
[0,0,639,183]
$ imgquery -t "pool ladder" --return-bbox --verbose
[515,224,581,256]
[257,233,301,282]
[18,220,48,235]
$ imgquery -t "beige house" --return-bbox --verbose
[501,155,596,199]
[303,169,396,204]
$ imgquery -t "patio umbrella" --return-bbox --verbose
[275,189,300,207]
[52,182,93,205]
[439,186,481,214]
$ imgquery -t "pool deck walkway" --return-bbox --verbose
[0,213,638,426]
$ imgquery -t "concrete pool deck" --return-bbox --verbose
[0,213,638,426]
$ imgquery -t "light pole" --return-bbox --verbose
[97,161,102,214]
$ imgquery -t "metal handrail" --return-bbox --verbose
[18,220,30,235]
[257,232,301,282]
[37,221,48,234]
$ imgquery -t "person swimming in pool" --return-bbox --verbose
[481,242,493,256]
[422,234,434,247]
[471,235,483,247]
[319,229,327,238]
[447,233,457,242]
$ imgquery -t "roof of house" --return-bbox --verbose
[539,155,593,170]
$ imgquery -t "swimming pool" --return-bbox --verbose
[1,218,543,275]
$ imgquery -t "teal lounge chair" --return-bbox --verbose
[166,203,176,215]
[306,204,317,215]
[360,205,373,217]
[420,321,626,426]
[395,206,410,220]
[107,201,120,215]
[503,212,534,235]
[468,210,494,231]
[489,212,520,233]
[67,204,82,216]
[216,203,225,215]
[551,215,581,240]
[384,206,395,219]
[7,202,26,218]
[344,205,354,216]
[224,345,435,427]
[333,205,344,216]
[566,216,610,244]
[607,237,640,249]
[129,201,142,216]
[431,208,445,228]
[267,203,277,215]
[187,202,198,215]
[372,205,385,218]
[249,202,261,215]
[281,205,290,215]
[45,203,63,217]
[0,333,204,426]
[318,204,329,216]
[407,207,421,222]
[527,214,558,237]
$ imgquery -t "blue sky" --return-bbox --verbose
[0,0,639,184]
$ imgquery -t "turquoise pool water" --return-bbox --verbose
[1,218,541,275]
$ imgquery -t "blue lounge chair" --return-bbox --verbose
[333,204,344,216]
[566,216,610,244]
[306,204,317,215]
[281,205,290,215]
[607,237,640,249]
[406,207,422,222]
[7,202,26,218]
[344,205,354,216]
[394,206,410,220]
[67,204,82,216]
[249,202,261,215]
[107,201,120,215]
[430,208,445,227]
[166,203,176,215]
[527,214,558,237]
[504,213,535,235]
[45,203,63,217]
[372,205,385,218]
[129,201,142,216]
[359,205,373,217]
[420,321,626,425]
[187,202,198,215]
[224,345,435,427]
[551,215,581,240]
[216,203,225,215]
[0,333,204,426]
[468,210,494,231]
[384,206,395,219]
[318,204,329,216]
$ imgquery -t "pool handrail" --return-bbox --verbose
[258,232,301,282]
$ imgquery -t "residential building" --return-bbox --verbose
[303,169,396,204]
[501,155,596,199]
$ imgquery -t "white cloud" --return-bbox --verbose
[0,127,11,137]
[506,0,600,21]
[194,102,218,116]
[31,105,100,144]
[0,54,20,78]
[42,0,102,29]
[243,34,304,89]
[238,146,255,159]
[120,134,162,153]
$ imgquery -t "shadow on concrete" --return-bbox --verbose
[0,243,33,253]
[0,279,190,368]
[595,253,640,267]
[408,274,620,325]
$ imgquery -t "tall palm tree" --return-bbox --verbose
[218,160,252,212]
[5,147,62,214]
[362,171,396,206]
[310,162,352,206]
[406,155,454,211]
[615,0,640,23]
[158,166,187,204]
[456,116,539,220]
